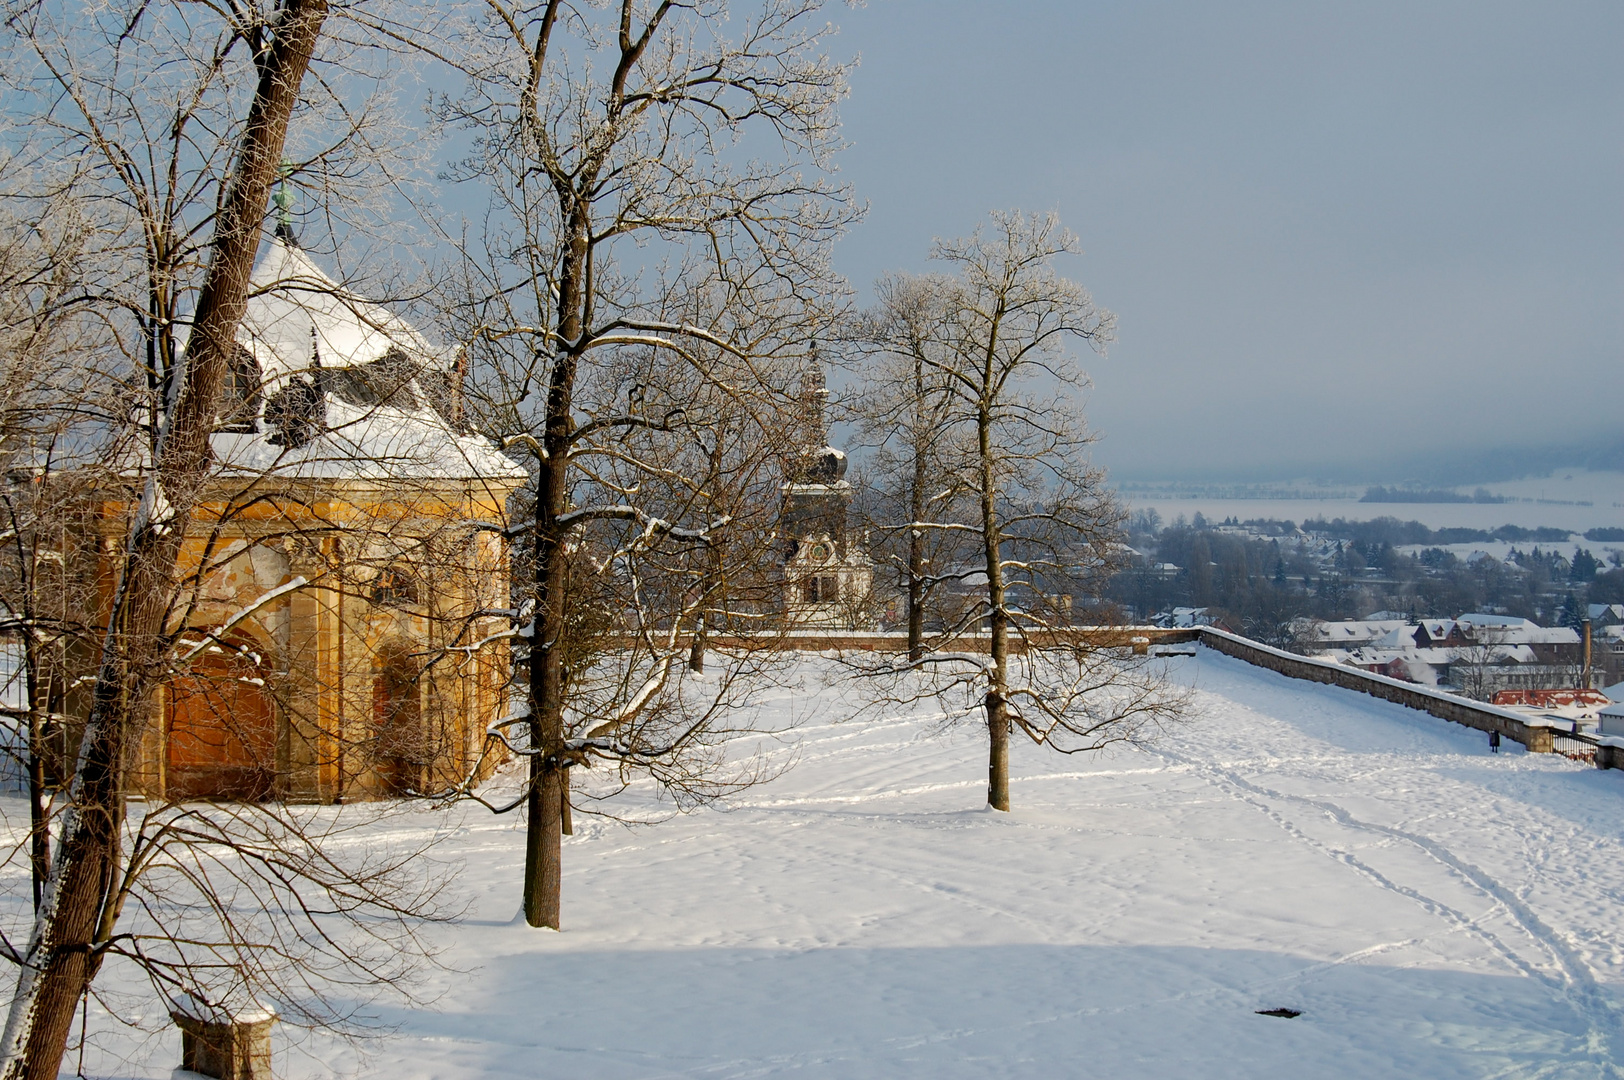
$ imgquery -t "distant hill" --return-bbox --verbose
[1361,486,1506,504]
[1113,432,1623,488]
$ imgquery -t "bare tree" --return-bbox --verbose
[853,211,1185,812]
[0,0,491,1071]
[1449,625,1514,701]
[848,273,976,660]
[0,195,111,919]
[436,0,855,930]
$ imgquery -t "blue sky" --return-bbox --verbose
[826,0,1622,481]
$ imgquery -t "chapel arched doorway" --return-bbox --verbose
[165,637,277,800]
[372,649,424,796]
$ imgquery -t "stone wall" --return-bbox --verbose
[1194,628,1556,753]
[647,624,1624,770]
[699,627,1203,655]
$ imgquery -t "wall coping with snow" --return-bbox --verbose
[739,625,1606,766]
[701,627,1201,655]
[1194,627,1558,752]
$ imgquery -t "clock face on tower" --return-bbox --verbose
[809,542,830,562]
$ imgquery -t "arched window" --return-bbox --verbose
[372,564,418,607]
[798,575,839,603]
[218,346,262,432]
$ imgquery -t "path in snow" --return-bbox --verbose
[85,650,1624,1078]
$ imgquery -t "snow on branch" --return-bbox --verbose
[868,520,984,535]
[583,319,747,361]
[556,505,732,546]
[584,654,674,740]
[568,408,688,447]
[451,623,534,670]
[175,576,310,665]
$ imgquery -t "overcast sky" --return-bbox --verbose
[827,0,1622,481]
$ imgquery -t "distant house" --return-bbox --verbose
[1598,700,1624,738]
[1310,612,1585,700]
[1595,625,1624,689]
[1493,689,1611,732]
[1414,620,1470,647]
[1588,604,1624,626]
[1154,607,1215,629]
[1305,619,1411,651]
[1492,688,1609,710]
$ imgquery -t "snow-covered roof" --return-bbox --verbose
[1342,644,1539,667]
[213,398,525,483]
[1457,614,1535,629]
[201,238,526,485]
[1312,620,1409,643]
[1370,625,1419,649]
[239,238,447,380]
[1451,616,1579,646]
[1590,604,1624,625]
[1478,625,1580,646]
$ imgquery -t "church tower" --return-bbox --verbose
[781,348,873,629]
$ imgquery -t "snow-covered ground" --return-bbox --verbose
[72,650,1624,1078]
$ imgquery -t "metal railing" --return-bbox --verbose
[1553,729,1599,763]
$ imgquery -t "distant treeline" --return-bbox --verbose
[1303,516,1570,546]
[1360,486,1506,504]
[1113,512,1624,642]
[1143,512,1620,548]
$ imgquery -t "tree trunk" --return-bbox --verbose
[689,442,724,675]
[25,655,49,911]
[688,615,705,674]
[907,445,926,663]
[559,769,572,836]
[906,355,928,663]
[0,2,327,1073]
[907,535,924,663]
[977,344,1009,812]
[986,687,1009,812]
[523,441,568,926]
[523,754,562,927]
[985,571,1010,812]
[522,202,587,930]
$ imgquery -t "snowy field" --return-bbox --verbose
[70,649,1624,1078]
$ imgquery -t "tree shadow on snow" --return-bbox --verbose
[354,942,1615,1080]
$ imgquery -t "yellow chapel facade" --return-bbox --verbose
[106,237,527,803]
